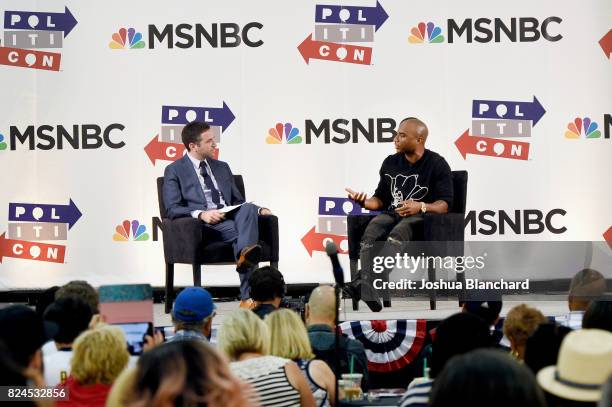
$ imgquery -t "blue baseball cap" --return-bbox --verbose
[172,287,215,322]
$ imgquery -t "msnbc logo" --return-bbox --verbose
[564,117,601,139]
[0,134,7,150]
[113,220,149,241]
[109,28,145,49]
[409,22,444,44]
[266,123,302,144]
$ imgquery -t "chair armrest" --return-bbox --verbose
[258,215,279,263]
[347,214,377,260]
[161,217,203,264]
[423,212,465,242]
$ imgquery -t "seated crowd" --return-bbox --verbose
[0,268,610,407]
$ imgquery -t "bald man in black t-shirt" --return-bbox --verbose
[346,118,453,306]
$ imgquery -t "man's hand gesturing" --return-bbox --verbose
[345,188,367,207]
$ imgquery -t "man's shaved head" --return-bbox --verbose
[400,117,428,141]
[307,285,336,322]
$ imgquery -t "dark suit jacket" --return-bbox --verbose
[163,155,245,219]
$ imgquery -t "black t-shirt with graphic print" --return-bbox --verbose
[373,149,454,211]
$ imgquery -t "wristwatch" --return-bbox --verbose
[420,202,427,214]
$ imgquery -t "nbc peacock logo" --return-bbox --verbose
[113,220,149,241]
[409,22,444,44]
[266,122,302,144]
[0,133,7,150]
[109,28,145,49]
[564,117,601,139]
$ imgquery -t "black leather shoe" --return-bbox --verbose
[343,279,382,313]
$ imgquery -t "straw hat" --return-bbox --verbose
[537,329,612,402]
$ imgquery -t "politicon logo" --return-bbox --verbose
[109,27,145,49]
[408,22,444,44]
[0,6,78,71]
[266,122,302,144]
[455,96,546,161]
[298,1,389,65]
[0,200,82,264]
[144,103,235,165]
[302,197,377,257]
[113,220,150,241]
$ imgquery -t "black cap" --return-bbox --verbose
[0,305,58,367]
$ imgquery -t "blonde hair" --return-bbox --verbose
[503,304,547,355]
[218,309,269,360]
[71,324,129,385]
[266,309,314,360]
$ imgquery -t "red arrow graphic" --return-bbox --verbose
[599,29,612,59]
[454,129,530,161]
[301,226,347,257]
[604,226,612,250]
[144,135,219,165]
[298,34,372,65]
[0,233,65,263]
[144,135,185,165]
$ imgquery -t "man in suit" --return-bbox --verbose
[162,121,272,308]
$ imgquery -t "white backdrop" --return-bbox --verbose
[0,0,610,290]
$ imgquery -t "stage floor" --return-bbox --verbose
[154,294,569,328]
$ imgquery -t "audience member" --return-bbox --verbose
[0,340,50,407]
[537,329,612,407]
[266,308,336,406]
[430,349,546,407]
[556,269,606,330]
[0,305,57,376]
[55,280,100,314]
[218,309,315,406]
[168,286,216,343]
[583,296,612,332]
[305,285,370,391]
[35,286,59,318]
[503,304,547,360]
[43,280,100,357]
[57,325,129,407]
[524,322,573,375]
[399,312,492,407]
[249,266,286,319]
[110,340,250,407]
[600,375,612,407]
[43,297,93,386]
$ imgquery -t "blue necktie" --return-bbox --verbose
[200,161,223,209]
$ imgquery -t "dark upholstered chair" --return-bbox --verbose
[347,170,468,310]
[156,176,279,313]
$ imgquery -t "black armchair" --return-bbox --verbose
[156,176,279,313]
[347,170,468,310]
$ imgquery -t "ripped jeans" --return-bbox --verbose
[359,213,424,299]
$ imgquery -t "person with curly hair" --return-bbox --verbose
[57,325,129,407]
[503,304,547,360]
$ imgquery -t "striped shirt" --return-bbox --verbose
[398,378,434,407]
[297,359,329,407]
[231,356,301,407]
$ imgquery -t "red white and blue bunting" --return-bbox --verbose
[339,319,427,372]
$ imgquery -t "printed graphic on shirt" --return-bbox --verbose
[385,174,428,208]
